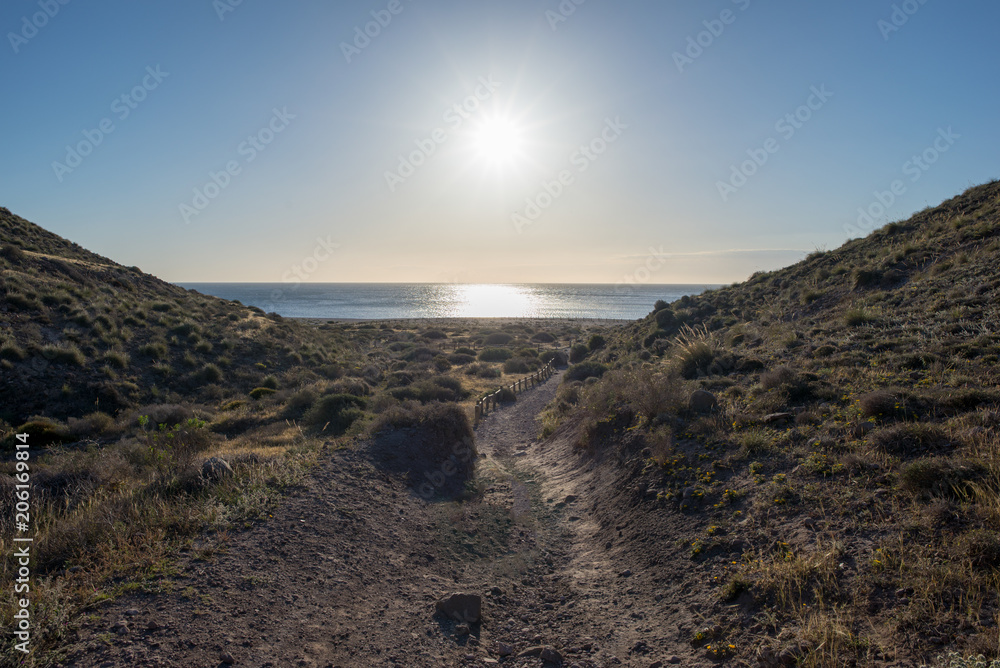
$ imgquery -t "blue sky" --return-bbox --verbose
[1,0,997,283]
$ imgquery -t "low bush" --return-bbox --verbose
[870,422,952,456]
[484,332,513,345]
[4,417,72,449]
[41,344,85,366]
[569,344,589,363]
[479,347,512,362]
[565,361,608,383]
[540,350,569,367]
[303,393,367,433]
[899,457,984,499]
[249,387,277,400]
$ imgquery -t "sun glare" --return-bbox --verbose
[471,116,524,166]
[454,284,538,318]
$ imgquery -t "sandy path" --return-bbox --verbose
[65,371,712,668]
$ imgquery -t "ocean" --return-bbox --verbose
[176,283,717,321]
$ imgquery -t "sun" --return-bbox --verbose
[471,115,524,166]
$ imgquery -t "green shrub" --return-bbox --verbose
[103,350,130,369]
[0,340,27,361]
[587,334,606,350]
[899,457,983,498]
[569,344,589,363]
[41,344,86,366]
[858,390,900,419]
[675,341,714,379]
[303,393,367,433]
[479,347,512,362]
[454,347,477,356]
[844,308,874,327]
[5,417,72,449]
[5,291,43,311]
[249,387,277,400]
[654,308,676,329]
[139,342,168,359]
[447,353,476,365]
[389,377,466,403]
[0,244,26,263]
[484,332,513,345]
[853,268,883,290]
[198,363,224,384]
[282,388,318,419]
[565,361,608,383]
[261,375,279,390]
[871,423,951,456]
[530,332,556,343]
[540,350,568,367]
[503,358,531,374]
[465,362,501,379]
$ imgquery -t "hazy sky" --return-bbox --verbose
[1,0,997,284]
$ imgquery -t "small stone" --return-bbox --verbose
[124,608,140,616]
[112,622,129,636]
[540,647,564,663]
[648,662,664,668]
[455,623,470,636]
[763,412,794,424]
[564,495,578,503]
[667,657,682,665]
[518,646,545,658]
[619,569,633,578]
[497,642,515,657]
[202,457,233,481]
[146,620,160,631]
[220,651,235,664]
[435,593,482,623]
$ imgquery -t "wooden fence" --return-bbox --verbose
[474,360,556,427]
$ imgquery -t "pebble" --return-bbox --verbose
[220,651,235,664]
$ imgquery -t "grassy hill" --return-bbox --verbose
[0,206,609,665]
[543,180,1000,664]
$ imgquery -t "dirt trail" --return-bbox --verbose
[68,372,716,668]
